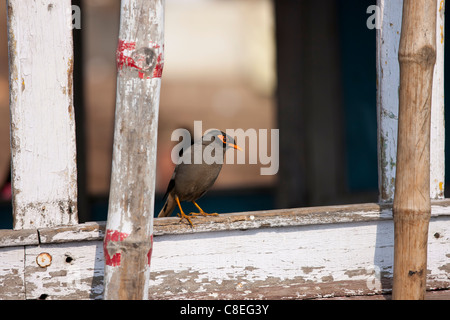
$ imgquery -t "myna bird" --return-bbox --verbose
[158,130,242,226]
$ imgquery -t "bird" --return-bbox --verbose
[158,129,242,226]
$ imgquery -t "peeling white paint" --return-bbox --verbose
[376,0,403,202]
[148,215,450,299]
[377,0,445,202]
[0,207,449,299]
[430,0,446,199]
[7,0,78,229]
[24,242,104,300]
[104,0,164,300]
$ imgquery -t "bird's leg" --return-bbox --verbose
[190,201,219,217]
[175,196,195,226]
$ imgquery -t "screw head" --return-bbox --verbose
[36,252,52,268]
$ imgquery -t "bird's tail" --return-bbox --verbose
[158,193,177,217]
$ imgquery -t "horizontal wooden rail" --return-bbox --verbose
[2,200,450,246]
[1,201,449,299]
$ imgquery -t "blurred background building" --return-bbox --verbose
[0,0,449,227]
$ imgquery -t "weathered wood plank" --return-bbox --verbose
[7,0,78,229]
[0,203,448,299]
[430,0,446,199]
[24,242,104,300]
[319,289,450,300]
[153,200,450,236]
[0,229,39,247]
[377,0,445,202]
[39,221,105,244]
[377,0,407,202]
[0,246,25,299]
[1,200,450,245]
[148,216,450,299]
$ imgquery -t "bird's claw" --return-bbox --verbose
[177,212,195,227]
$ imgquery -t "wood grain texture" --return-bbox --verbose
[148,216,449,299]
[7,0,78,229]
[104,0,164,300]
[430,0,446,199]
[377,0,445,202]
[24,242,104,300]
[0,246,26,300]
[377,0,404,202]
[0,203,449,300]
[393,0,437,300]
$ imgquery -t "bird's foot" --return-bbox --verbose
[177,211,196,227]
[190,211,219,217]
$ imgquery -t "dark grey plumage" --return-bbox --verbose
[158,130,240,220]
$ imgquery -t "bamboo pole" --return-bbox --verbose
[7,0,78,229]
[103,0,164,300]
[393,0,437,300]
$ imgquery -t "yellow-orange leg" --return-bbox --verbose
[190,201,219,217]
[175,196,195,226]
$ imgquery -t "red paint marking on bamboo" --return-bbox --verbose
[104,229,129,267]
[153,53,164,78]
[117,40,164,78]
[117,40,138,70]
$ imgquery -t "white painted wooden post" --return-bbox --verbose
[431,0,446,199]
[376,0,403,203]
[103,0,164,300]
[7,0,78,229]
[377,0,445,202]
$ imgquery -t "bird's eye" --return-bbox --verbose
[218,134,227,143]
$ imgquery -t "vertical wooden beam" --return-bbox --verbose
[393,0,436,300]
[376,0,404,203]
[103,0,164,300]
[7,0,78,229]
[377,0,445,203]
[430,0,446,199]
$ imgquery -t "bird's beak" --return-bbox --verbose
[228,143,242,151]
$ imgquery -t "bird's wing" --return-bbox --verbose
[162,166,177,201]
[158,192,177,217]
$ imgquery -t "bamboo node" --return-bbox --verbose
[399,45,436,67]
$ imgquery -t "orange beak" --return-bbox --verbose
[218,134,242,151]
[228,143,242,151]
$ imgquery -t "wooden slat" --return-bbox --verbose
[0,212,447,299]
[0,202,449,299]
[430,0,446,199]
[0,229,38,247]
[24,242,104,300]
[1,200,450,246]
[376,0,404,202]
[39,221,105,244]
[149,215,450,299]
[0,246,25,300]
[7,0,78,229]
[320,289,450,300]
[376,0,445,202]
[154,203,391,235]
